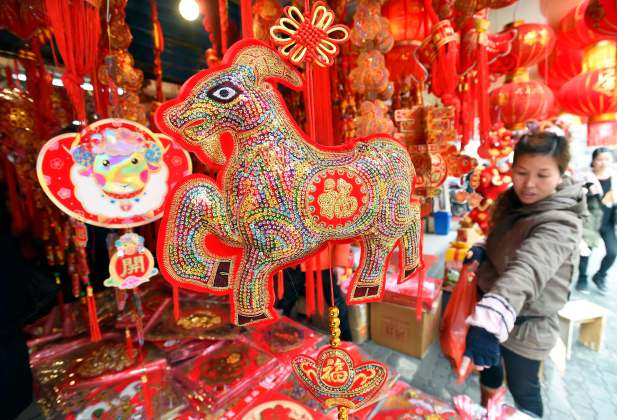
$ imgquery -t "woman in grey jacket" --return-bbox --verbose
[461,132,586,418]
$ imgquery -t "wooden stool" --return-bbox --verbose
[558,300,609,360]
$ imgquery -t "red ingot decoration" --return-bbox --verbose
[490,68,555,129]
[586,0,617,37]
[559,0,608,50]
[291,346,387,411]
[537,39,583,91]
[491,21,556,75]
[382,0,427,42]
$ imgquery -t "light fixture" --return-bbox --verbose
[80,82,93,91]
[179,0,199,21]
[12,73,27,81]
[52,77,63,87]
[117,87,124,95]
[72,120,81,126]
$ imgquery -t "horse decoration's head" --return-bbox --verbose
[156,40,303,166]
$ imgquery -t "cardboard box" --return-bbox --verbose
[370,294,442,359]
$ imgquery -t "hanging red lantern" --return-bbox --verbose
[559,41,617,146]
[537,39,583,91]
[491,21,556,75]
[490,68,554,129]
[382,0,428,42]
[559,0,608,49]
[586,0,617,37]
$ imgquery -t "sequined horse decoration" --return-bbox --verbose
[156,40,421,326]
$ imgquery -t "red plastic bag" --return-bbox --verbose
[440,261,478,382]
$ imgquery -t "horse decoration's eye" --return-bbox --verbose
[207,83,240,103]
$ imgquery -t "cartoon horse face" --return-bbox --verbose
[157,44,303,165]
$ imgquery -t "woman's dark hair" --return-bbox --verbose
[591,147,612,167]
[513,131,570,175]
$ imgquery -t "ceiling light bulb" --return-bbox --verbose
[179,0,199,21]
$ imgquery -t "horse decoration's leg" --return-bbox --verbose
[347,172,417,303]
[231,247,280,326]
[159,176,238,292]
[400,200,422,279]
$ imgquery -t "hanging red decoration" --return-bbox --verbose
[537,39,583,91]
[0,0,47,40]
[559,41,617,146]
[559,0,607,50]
[491,21,556,76]
[586,0,617,37]
[416,18,460,110]
[44,0,101,123]
[490,68,554,129]
[150,0,165,103]
[270,1,350,67]
[382,0,428,42]
[459,17,514,144]
[432,0,517,24]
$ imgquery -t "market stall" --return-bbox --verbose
[0,0,614,419]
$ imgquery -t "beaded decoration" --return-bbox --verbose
[156,40,421,326]
[291,307,387,419]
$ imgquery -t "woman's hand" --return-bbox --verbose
[460,326,501,375]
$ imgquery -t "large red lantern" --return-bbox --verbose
[537,39,583,90]
[382,0,428,42]
[491,21,556,75]
[559,41,617,146]
[490,68,555,129]
[559,0,608,49]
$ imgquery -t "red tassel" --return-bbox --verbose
[305,259,315,318]
[125,328,134,360]
[55,273,65,320]
[277,270,285,300]
[173,286,180,321]
[141,374,154,419]
[476,28,490,141]
[5,66,14,89]
[240,0,253,39]
[316,255,325,316]
[86,286,102,342]
[416,226,425,321]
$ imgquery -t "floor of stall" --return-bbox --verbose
[359,230,617,420]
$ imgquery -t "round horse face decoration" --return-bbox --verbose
[37,119,192,228]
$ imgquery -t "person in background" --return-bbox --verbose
[576,148,617,294]
[275,244,353,341]
[461,132,586,418]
